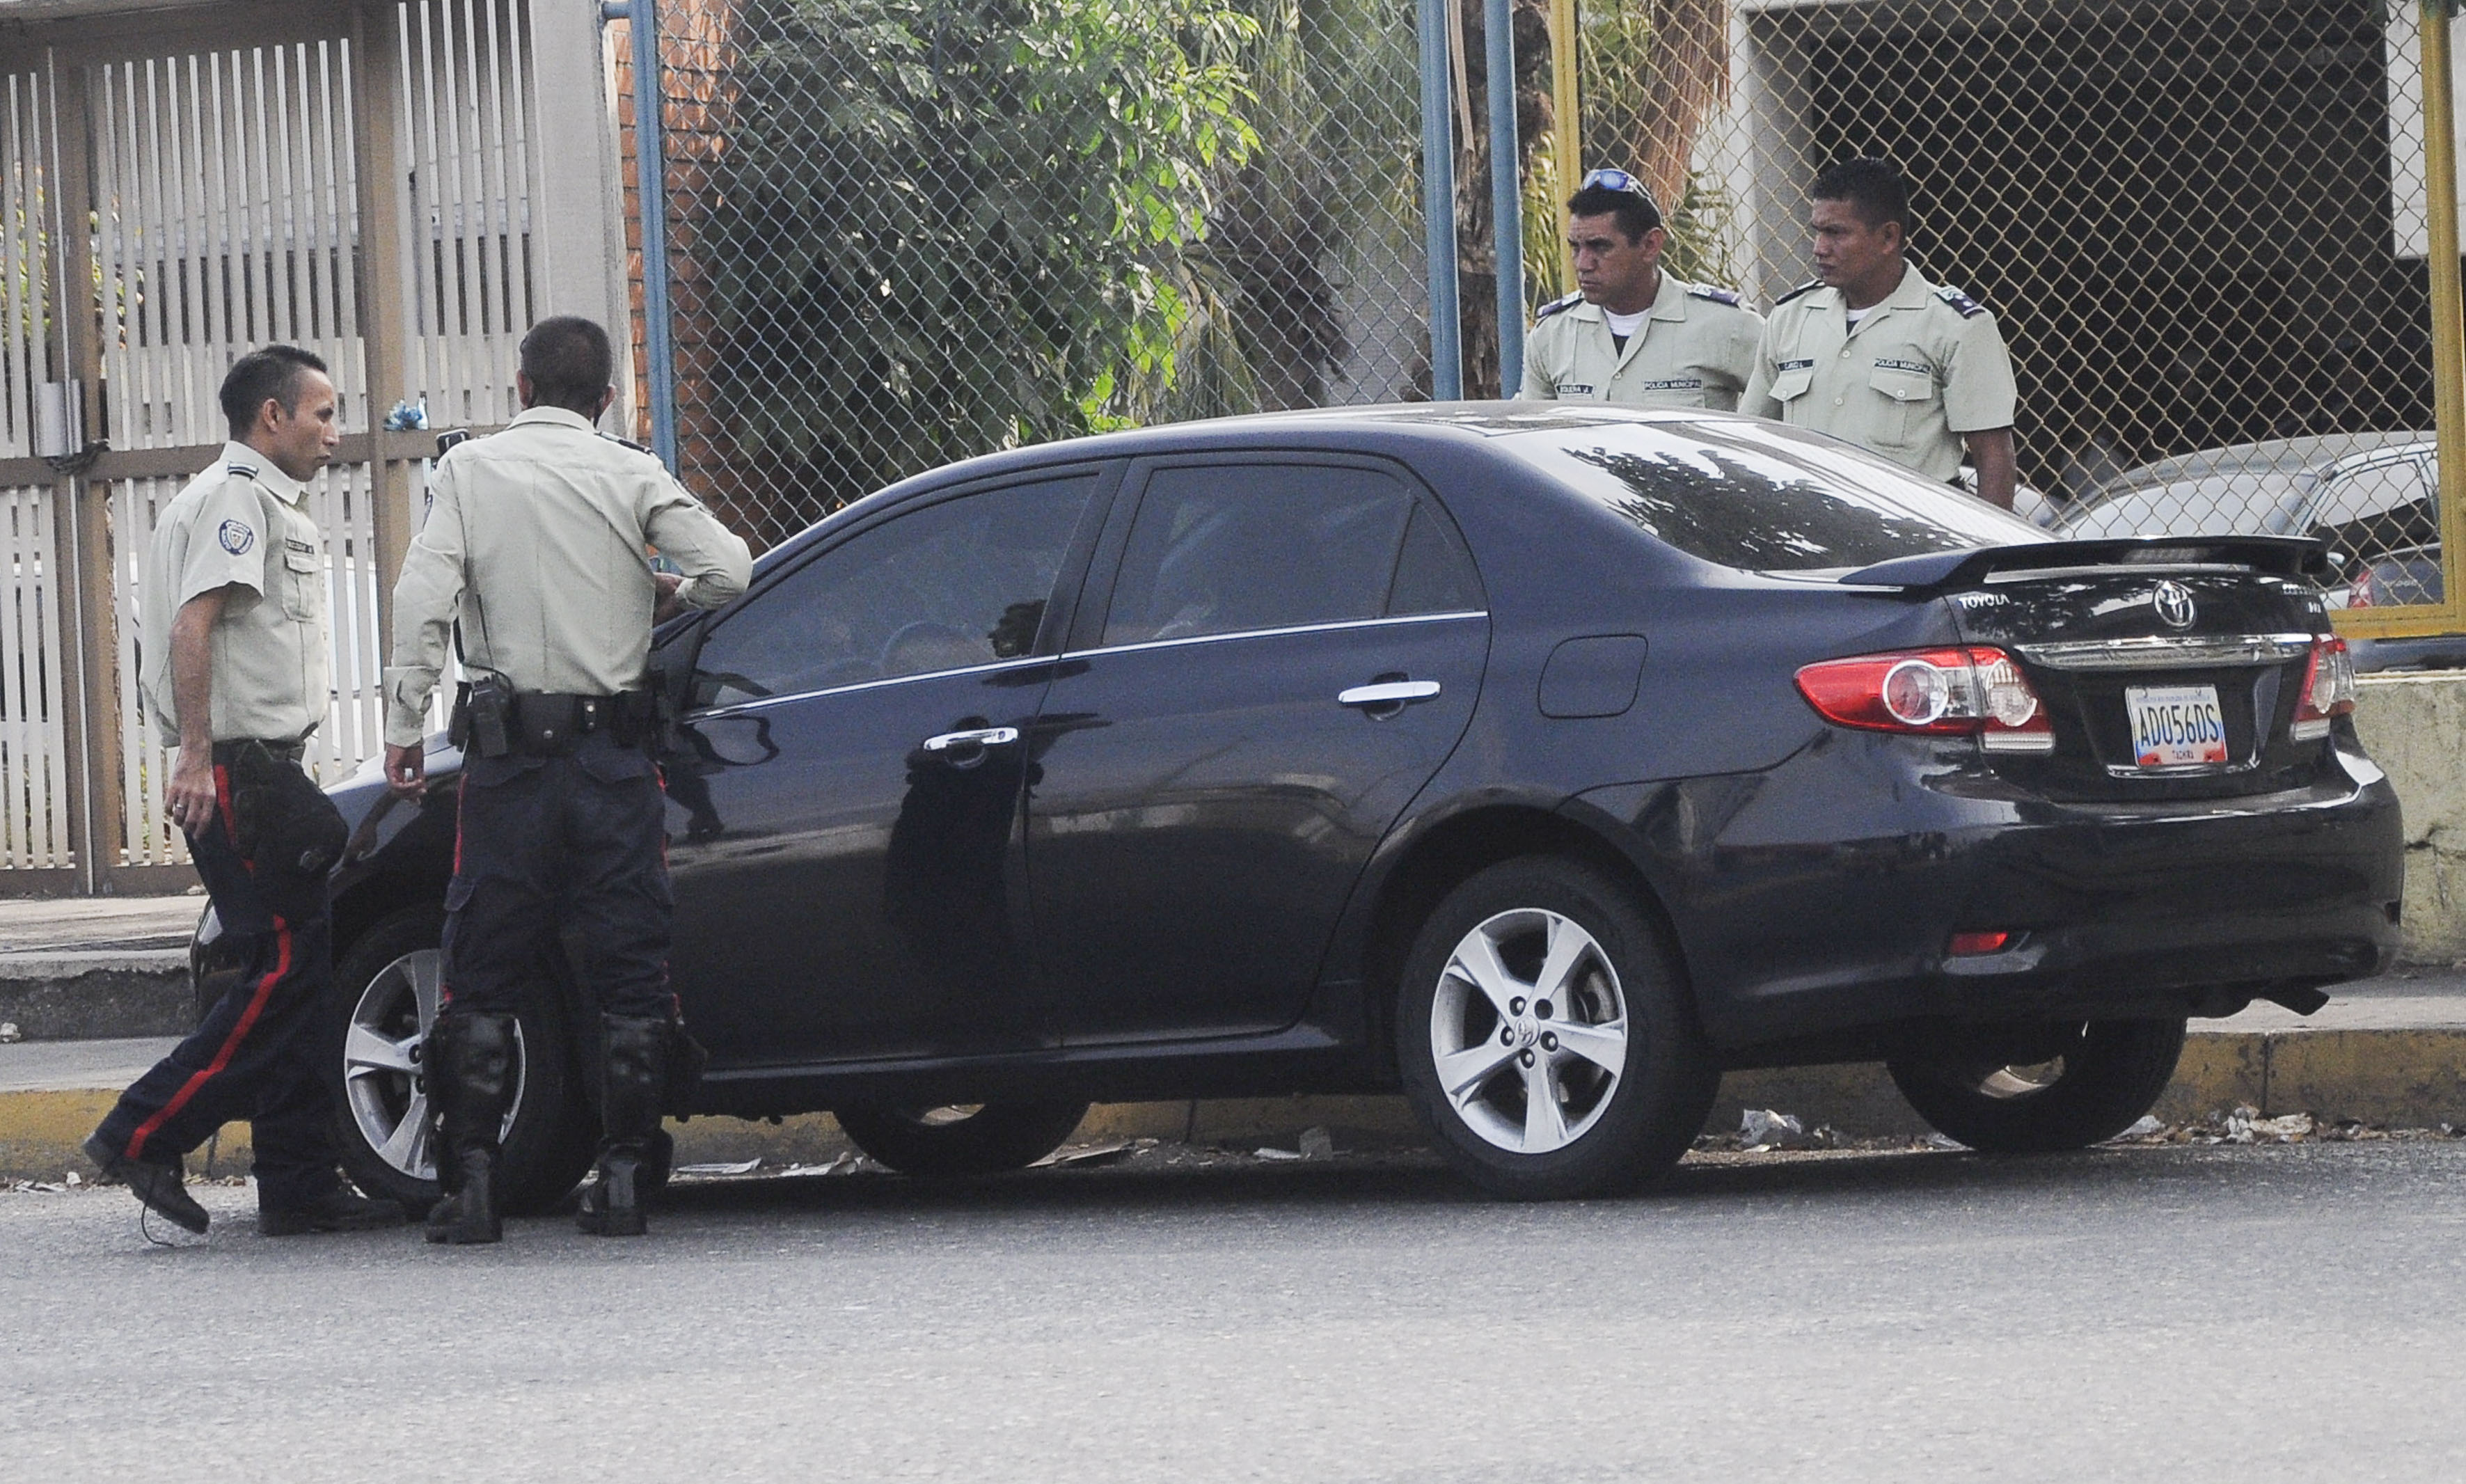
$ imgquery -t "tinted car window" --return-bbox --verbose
[1387,503,1482,615]
[692,473,1092,708]
[1503,420,2044,572]
[1102,464,1417,643]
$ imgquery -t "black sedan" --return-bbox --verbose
[211,404,2402,1203]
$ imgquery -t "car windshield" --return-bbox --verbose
[1499,418,2046,574]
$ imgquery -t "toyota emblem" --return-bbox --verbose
[2152,581,2197,630]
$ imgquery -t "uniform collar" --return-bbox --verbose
[1567,271,1687,324]
[509,405,599,433]
[223,441,307,505]
[1831,262,1932,336]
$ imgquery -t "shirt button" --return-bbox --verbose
[1840,349,1851,358]
[1833,396,1844,406]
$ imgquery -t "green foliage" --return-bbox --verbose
[701,0,1257,508]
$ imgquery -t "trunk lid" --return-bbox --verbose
[1847,537,2337,800]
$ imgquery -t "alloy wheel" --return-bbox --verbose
[342,947,526,1183]
[1426,908,1629,1155]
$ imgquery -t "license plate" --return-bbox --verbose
[2126,684,2229,768]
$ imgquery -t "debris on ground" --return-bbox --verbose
[1253,1146,1304,1160]
[0,1020,19,1043]
[1297,1126,1335,1160]
[1034,1141,1135,1169]
[673,1158,763,1178]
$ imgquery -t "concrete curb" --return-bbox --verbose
[0,954,191,1041]
[13,1025,2466,1183]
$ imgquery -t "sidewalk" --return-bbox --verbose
[0,894,200,1042]
[8,956,2466,1181]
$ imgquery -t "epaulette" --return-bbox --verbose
[1773,278,1824,306]
[1686,283,1744,308]
[1534,290,1583,322]
[1934,285,1986,318]
[223,462,258,480]
[600,432,655,455]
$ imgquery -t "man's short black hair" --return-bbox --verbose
[1811,157,1913,235]
[219,345,328,441]
[520,316,615,414]
[1566,181,1663,244]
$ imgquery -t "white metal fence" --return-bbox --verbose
[0,0,611,891]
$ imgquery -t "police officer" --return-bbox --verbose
[84,347,404,1238]
[384,316,750,1243]
[1741,157,2019,507]
[1521,168,1763,411]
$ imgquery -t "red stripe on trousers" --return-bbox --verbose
[125,913,292,1161]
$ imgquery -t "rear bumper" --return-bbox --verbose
[1575,734,2404,1049]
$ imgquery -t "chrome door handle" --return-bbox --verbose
[921,726,1020,766]
[1338,680,1441,707]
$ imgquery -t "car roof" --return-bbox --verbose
[2101,430,2435,494]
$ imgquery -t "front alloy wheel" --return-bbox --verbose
[329,906,596,1215]
[1398,858,1716,1200]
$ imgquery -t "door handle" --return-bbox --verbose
[1338,679,1441,708]
[921,726,1020,767]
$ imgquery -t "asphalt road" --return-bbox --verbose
[8,1141,2466,1482]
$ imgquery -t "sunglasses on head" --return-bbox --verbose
[1580,168,1647,196]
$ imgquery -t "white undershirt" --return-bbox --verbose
[1844,306,1876,329]
[1602,308,1650,340]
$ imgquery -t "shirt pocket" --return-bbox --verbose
[1866,364,1939,448]
[280,541,319,621]
[1768,363,1815,402]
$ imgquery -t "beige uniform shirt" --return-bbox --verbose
[1740,262,2017,482]
[140,442,331,743]
[1519,272,1764,411]
[384,406,754,748]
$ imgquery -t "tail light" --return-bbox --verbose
[1794,647,2055,753]
[2291,636,2357,742]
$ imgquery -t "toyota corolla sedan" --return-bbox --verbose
[204,404,2402,1203]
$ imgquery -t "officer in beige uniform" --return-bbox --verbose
[1741,157,2019,508]
[1522,168,1762,411]
[385,315,750,1243]
[86,345,403,1239]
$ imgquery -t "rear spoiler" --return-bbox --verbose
[1839,535,2330,592]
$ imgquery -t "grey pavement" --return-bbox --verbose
[0,894,202,954]
[7,1140,2466,1481]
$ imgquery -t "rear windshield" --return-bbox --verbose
[1499,418,2046,573]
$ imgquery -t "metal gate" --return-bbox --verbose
[0,0,622,894]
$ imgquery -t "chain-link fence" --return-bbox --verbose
[626,0,2459,620]
[1582,0,2444,607]
[626,0,1434,552]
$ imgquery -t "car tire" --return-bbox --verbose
[1886,1018,2188,1153]
[834,1100,1091,1176]
[328,905,598,1216]
[1396,858,1717,1201]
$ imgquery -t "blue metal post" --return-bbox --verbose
[612,0,679,471]
[1418,0,1463,400]
[1485,0,1524,395]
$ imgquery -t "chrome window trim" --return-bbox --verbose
[2013,633,2316,672]
[1066,609,1488,663]
[688,610,1490,719]
[693,654,1055,719]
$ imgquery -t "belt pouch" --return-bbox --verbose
[514,694,582,756]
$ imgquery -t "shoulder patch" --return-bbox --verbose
[1773,278,1824,306]
[223,463,258,480]
[1534,290,1583,323]
[1934,285,1986,318]
[216,519,255,555]
[599,432,655,456]
[1686,284,1744,308]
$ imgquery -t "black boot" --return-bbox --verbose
[577,1014,667,1237]
[423,1011,516,1246]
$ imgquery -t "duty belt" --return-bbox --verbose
[509,690,655,755]
[209,737,306,764]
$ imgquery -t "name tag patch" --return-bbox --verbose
[1778,358,1815,372]
[1635,378,1702,390]
[1872,357,1931,376]
[218,519,255,555]
[1561,383,1596,395]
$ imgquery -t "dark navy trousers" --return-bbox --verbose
[92,755,342,1208]
[441,732,674,1020]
